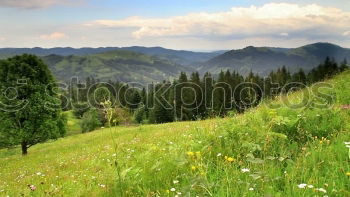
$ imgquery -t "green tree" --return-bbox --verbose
[0,54,66,155]
[80,108,102,133]
[72,102,90,118]
[339,59,348,72]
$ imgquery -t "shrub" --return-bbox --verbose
[134,106,147,124]
[80,109,102,133]
[72,102,90,119]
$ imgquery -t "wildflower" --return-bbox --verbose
[217,153,222,157]
[341,105,350,110]
[166,190,170,193]
[316,188,327,193]
[226,157,235,162]
[28,185,36,191]
[99,184,106,188]
[297,183,307,189]
[191,166,197,171]
[187,152,194,157]
[241,168,250,173]
[173,180,179,184]
[346,172,350,176]
[36,172,42,176]
[344,142,350,145]
[308,185,314,189]
[249,188,254,191]
[346,145,350,149]
[170,188,176,192]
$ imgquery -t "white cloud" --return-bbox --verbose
[343,31,350,36]
[86,3,350,40]
[0,0,84,9]
[39,32,68,40]
[0,37,5,41]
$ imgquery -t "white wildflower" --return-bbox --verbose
[249,188,254,191]
[316,188,327,193]
[241,168,250,173]
[36,172,42,176]
[170,188,176,192]
[99,184,106,188]
[217,153,222,157]
[344,142,350,145]
[298,183,307,189]
[307,185,314,189]
[173,180,179,184]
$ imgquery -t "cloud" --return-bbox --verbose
[0,0,84,9]
[0,37,5,41]
[86,3,350,41]
[39,32,68,40]
[343,31,350,36]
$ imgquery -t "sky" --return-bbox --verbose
[0,0,350,50]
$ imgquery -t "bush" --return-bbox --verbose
[72,102,90,118]
[134,106,147,124]
[80,109,102,133]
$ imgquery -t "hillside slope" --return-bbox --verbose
[41,50,192,83]
[201,43,350,75]
[0,71,349,196]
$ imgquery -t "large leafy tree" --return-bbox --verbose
[0,54,66,155]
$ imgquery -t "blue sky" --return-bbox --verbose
[0,0,350,50]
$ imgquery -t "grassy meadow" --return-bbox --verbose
[1,71,350,196]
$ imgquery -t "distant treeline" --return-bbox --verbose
[62,57,348,125]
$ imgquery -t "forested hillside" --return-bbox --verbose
[200,43,350,75]
[41,50,193,83]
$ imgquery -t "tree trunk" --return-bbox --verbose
[21,141,28,155]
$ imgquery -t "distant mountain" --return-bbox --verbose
[1,43,349,83]
[40,50,193,83]
[200,43,350,75]
[0,46,223,67]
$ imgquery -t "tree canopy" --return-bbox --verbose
[0,54,66,155]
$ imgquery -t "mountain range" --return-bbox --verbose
[0,42,349,83]
[201,43,350,75]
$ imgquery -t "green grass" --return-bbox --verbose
[1,71,350,196]
[62,111,82,136]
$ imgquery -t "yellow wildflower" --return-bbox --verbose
[226,157,235,162]
[191,165,197,170]
[346,172,350,176]
[187,151,194,156]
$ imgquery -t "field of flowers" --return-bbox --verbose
[1,71,350,196]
